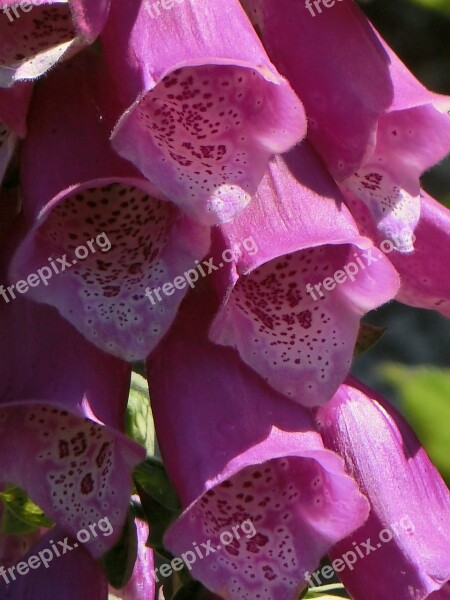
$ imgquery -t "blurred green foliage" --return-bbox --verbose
[407,0,450,15]
[380,365,450,484]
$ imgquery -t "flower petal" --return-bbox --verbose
[344,189,450,318]
[0,400,143,558]
[316,378,450,600]
[0,0,110,86]
[10,53,210,361]
[209,146,399,406]
[101,0,306,224]
[110,518,155,600]
[147,289,369,599]
[0,526,108,598]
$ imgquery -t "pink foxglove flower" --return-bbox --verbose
[209,144,399,406]
[10,53,210,360]
[241,0,450,252]
[101,0,306,224]
[147,289,369,600]
[316,378,450,600]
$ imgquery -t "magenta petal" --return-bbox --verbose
[146,291,369,599]
[209,145,399,406]
[9,54,210,360]
[242,0,450,247]
[1,230,131,428]
[101,0,306,224]
[345,189,450,318]
[316,378,450,600]
[0,401,143,558]
[110,518,154,600]
[0,526,108,598]
[0,0,110,86]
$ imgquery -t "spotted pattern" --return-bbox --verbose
[0,4,75,70]
[223,247,352,400]
[181,458,331,599]
[343,167,420,252]
[0,405,134,556]
[39,183,178,358]
[128,65,272,219]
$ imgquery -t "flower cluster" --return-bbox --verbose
[0,0,449,599]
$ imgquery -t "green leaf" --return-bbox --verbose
[133,458,180,512]
[354,323,386,356]
[0,487,53,535]
[126,371,156,455]
[101,508,138,589]
[137,485,177,557]
[380,365,450,483]
[303,583,348,598]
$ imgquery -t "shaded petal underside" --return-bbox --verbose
[0,0,108,86]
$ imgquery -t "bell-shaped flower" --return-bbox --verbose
[0,0,110,86]
[146,288,369,600]
[0,225,145,558]
[101,0,306,224]
[316,378,450,600]
[9,52,210,361]
[241,0,450,252]
[344,188,450,318]
[209,144,399,407]
[0,83,32,184]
